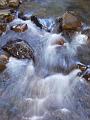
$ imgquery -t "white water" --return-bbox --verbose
[0,19,90,120]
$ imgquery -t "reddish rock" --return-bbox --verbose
[11,23,28,32]
[0,54,9,72]
[51,38,65,46]
[62,11,82,30]
[77,63,87,72]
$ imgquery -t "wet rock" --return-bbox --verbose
[31,15,43,29]
[8,0,20,8]
[51,38,65,46]
[2,39,35,61]
[82,28,90,42]
[52,17,63,33]
[11,23,28,32]
[0,0,8,9]
[62,11,82,30]
[0,23,7,36]
[18,11,31,20]
[77,63,87,72]
[0,9,15,23]
[0,54,9,72]
[82,68,90,81]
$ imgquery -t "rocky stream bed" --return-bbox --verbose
[0,0,90,120]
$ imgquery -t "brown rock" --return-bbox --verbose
[2,39,35,61]
[0,54,9,72]
[77,63,87,72]
[8,0,20,8]
[0,9,15,23]
[0,23,7,36]
[0,0,8,9]
[51,38,65,46]
[11,23,28,32]
[62,11,82,30]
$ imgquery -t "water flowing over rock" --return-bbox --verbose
[11,23,28,32]
[2,39,35,61]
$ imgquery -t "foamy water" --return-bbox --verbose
[0,18,90,120]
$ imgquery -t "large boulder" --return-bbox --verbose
[2,39,35,62]
[11,23,28,32]
[0,23,7,36]
[0,54,9,72]
[62,11,82,30]
[53,11,82,34]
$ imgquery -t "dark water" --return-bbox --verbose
[0,0,90,120]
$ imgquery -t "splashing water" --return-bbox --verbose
[0,18,90,120]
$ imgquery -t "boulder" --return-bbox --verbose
[0,23,7,36]
[53,11,82,34]
[0,9,15,23]
[0,54,9,72]
[2,39,35,61]
[11,23,28,32]
[8,0,20,8]
[62,11,82,30]
[0,0,8,9]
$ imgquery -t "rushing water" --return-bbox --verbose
[0,1,90,120]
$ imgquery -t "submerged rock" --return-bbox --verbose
[0,23,7,36]
[11,23,28,32]
[0,54,9,72]
[2,39,35,61]
[51,38,65,46]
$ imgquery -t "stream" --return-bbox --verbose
[0,0,90,120]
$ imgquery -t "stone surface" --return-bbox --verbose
[0,54,9,72]
[0,0,8,9]
[11,23,28,32]
[2,39,35,61]
[0,9,15,23]
[8,0,20,8]
[0,23,7,36]
[62,11,82,30]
